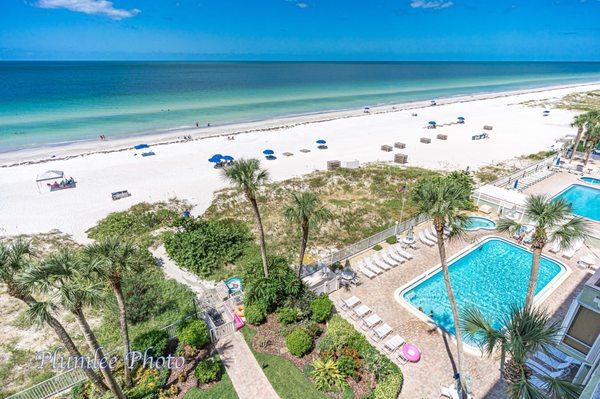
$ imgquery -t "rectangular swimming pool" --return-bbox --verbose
[400,238,566,339]
[552,184,600,223]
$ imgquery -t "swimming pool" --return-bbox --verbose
[580,176,600,185]
[400,238,565,340]
[464,216,496,231]
[552,184,600,223]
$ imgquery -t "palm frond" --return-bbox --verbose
[496,218,523,235]
[461,307,504,358]
[550,217,589,251]
[540,375,583,399]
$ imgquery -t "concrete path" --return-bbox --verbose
[216,332,280,399]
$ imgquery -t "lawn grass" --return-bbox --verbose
[183,373,238,399]
[241,327,328,399]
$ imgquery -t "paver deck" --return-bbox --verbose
[216,331,280,399]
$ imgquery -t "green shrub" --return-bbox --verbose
[325,316,369,352]
[373,372,403,399]
[277,307,299,325]
[310,358,345,392]
[336,355,356,377]
[361,346,400,381]
[164,218,252,278]
[285,328,313,357]
[132,329,169,357]
[176,319,210,350]
[372,244,383,251]
[126,367,169,399]
[245,304,267,325]
[195,355,223,383]
[385,235,397,244]
[310,296,333,323]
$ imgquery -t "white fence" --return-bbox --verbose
[490,155,557,189]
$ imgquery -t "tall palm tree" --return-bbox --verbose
[583,123,600,165]
[0,241,109,394]
[462,305,583,399]
[569,110,599,163]
[223,158,270,277]
[283,192,332,276]
[410,176,472,397]
[496,195,588,308]
[84,237,138,387]
[24,249,126,399]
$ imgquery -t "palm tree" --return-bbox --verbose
[84,237,138,387]
[462,305,583,399]
[569,110,599,163]
[0,241,109,394]
[223,158,270,277]
[496,195,588,308]
[24,249,126,399]
[583,123,600,166]
[283,192,332,276]
[410,176,472,397]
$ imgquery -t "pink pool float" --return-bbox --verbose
[402,343,421,362]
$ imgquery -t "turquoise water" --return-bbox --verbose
[402,238,564,339]
[1,61,600,152]
[581,177,600,185]
[464,216,496,231]
[553,184,600,222]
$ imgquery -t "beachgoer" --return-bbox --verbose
[196,122,199,127]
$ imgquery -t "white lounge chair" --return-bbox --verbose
[364,258,384,274]
[425,229,439,243]
[419,230,435,246]
[372,255,392,270]
[440,385,473,399]
[526,359,568,379]
[357,262,376,279]
[382,334,405,354]
[372,323,392,342]
[546,346,581,365]
[377,252,397,267]
[479,204,492,214]
[535,352,572,370]
[393,245,413,260]
[548,240,561,254]
[529,375,548,391]
[341,296,361,309]
[385,248,405,264]
[562,239,583,259]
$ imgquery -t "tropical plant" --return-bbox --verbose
[310,295,333,323]
[310,358,345,392]
[131,329,169,357]
[176,319,211,350]
[84,237,139,387]
[570,110,599,163]
[244,303,267,325]
[283,191,332,276]
[195,355,223,383]
[373,372,404,399]
[222,158,270,277]
[496,194,588,308]
[410,175,472,397]
[0,241,110,395]
[276,306,300,325]
[583,121,600,165]
[462,305,583,399]
[336,355,356,377]
[22,249,126,399]
[285,328,313,357]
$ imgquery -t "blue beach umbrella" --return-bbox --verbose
[208,157,220,163]
[428,121,436,125]
[212,153,223,159]
[263,149,274,155]
[223,155,234,161]
[316,139,327,144]
[513,179,519,189]
[457,117,465,120]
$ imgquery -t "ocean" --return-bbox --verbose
[1,61,599,152]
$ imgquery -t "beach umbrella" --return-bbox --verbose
[222,155,234,161]
[513,179,519,189]
[263,149,274,155]
[316,139,327,144]
[208,157,220,163]
[212,153,224,159]
[428,121,436,125]
[555,157,561,166]
[457,116,465,120]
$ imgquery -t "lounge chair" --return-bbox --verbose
[479,204,492,214]
[385,248,405,264]
[356,262,376,279]
[364,258,384,274]
[548,241,561,254]
[526,359,568,379]
[341,296,361,310]
[393,245,413,260]
[546,346,581,365]
[372,254,392,270]
[382,334,405,354]
[424,229,439,243]
[535,352,573,370]
[562,239,583,259]
[419,230,435,247]
[377,252,397,267]
[440,385,473,399]
[372,323,393,342]
[529,375,548,391]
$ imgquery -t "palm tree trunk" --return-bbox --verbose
[499,346,506,378]
[297,222,309,277]
[525,247,542,309]
[73,309,126,399]
[248,195,269,278]
[111,280,133,387]
[435,228,468,399]
[569,127,583,162]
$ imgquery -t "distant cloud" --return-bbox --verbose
[36,0,141,20]
[285,0,309,8]
[410,0,454,9]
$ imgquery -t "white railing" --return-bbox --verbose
[491,155,557,189]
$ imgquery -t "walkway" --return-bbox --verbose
[217,332,280,399]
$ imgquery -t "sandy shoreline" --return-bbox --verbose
[1,82,599,242]
[1,81,598,167]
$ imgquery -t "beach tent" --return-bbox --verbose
[36,170,64,193]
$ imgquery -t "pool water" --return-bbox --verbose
[464,216,496,231]
[581,176,600,185]
[553,184,600,222]
[402,238,564,339]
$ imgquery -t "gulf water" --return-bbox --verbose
[1,61,599,152]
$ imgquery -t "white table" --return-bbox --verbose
[363,314,382,328]
[354,304,370,318]
[343,296,360,309]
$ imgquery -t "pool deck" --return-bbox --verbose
[330,222,596,398]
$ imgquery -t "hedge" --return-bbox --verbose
[285,328,313,357]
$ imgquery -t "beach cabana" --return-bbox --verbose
[36,170,64,193]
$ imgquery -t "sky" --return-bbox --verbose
[0,0,599,61]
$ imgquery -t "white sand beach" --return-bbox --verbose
[1,82,599,241]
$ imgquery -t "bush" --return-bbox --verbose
[245,304,267,325]
[385,235,397,244]
[277,307,299,325]
[164,218,252,278]
[195,355,223,383]
[373,372,403,399]
[336,355,356,377]
[372,244,382,251]
[285,328,313,357]
[325,316,369,353]
[361,346,400,381]
[176,319,210,350]
[132,329,169,357]
[311,358,345,392]
[126,367,169,399]
[310,296,333,323]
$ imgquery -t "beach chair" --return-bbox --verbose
[341,296,361,310]
[440,385,472,399]
[371,323,393,342]
[362,314,382,331]
[535,351,573,370]
[356,262,376,279]
[562,239,583,259]
[419,230,435,247]
[526,359,568,379]
[548,241,561,254]
[372,255,392,270]
[424,229,438,243]
[382,334,405,354]
[546,346,581,365]
[393,245,413,260]
[364,258,384,274]
[377,252,397,267]
[385,248,405,264]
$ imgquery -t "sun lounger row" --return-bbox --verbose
[513,169,555,191]
[547,238,585,259]
[525,346,581,387]
[418,225,450,247]
[353,244,413,279]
